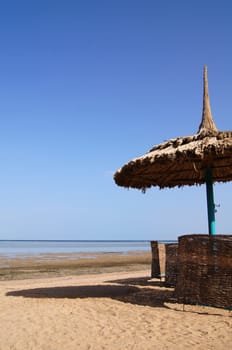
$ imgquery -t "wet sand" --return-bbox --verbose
[0,251,151,280]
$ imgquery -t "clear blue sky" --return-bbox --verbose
[0,0,231,240]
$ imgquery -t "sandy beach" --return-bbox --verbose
[0,253,231,350]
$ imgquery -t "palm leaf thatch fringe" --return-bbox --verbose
[114,67,232,191]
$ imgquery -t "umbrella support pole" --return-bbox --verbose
[205,168,216,235]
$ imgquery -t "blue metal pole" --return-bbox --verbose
[205,168,216,235]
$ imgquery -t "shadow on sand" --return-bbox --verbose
[6,276,175,308]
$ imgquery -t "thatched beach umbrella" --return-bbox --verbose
[114,67,232,235]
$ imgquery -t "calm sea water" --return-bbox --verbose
[0,240,153,258]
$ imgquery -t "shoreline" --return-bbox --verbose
[0,251,151,281]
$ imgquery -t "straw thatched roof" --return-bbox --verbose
[114,67,232,191]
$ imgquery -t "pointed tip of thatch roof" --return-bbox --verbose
[198,66,218,134]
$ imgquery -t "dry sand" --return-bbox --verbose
[0,254,231,349]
